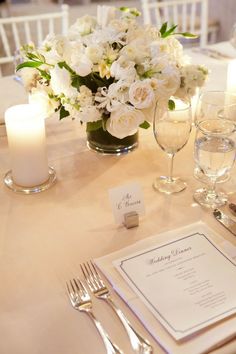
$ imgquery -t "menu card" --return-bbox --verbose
[113,232,236,340]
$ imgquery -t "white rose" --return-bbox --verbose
[29,87,59,118]
[106,104,145,139]
[50,65,78,98]
[129,80,155,109]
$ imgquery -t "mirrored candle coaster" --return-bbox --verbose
[4,166,56,194]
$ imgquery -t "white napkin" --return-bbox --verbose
[95,222,236,354]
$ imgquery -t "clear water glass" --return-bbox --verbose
[194,90,236,183]
[194,119,236,208]
[153,99,192,194]
[13,49,23,84]
[230,23,236,49]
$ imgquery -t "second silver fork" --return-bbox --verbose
[81,261,153,354]
[66,278,123,354]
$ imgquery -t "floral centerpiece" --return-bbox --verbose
[17,6,208,154]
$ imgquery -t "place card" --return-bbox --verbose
[109,182,145,224]
[113,232,236,340]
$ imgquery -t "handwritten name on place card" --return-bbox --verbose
[109,182,145,224]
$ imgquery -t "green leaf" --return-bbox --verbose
[26,52,41,61]
[16,61,44,71]
[58,61,74,74]
[71,75,83,90]
[37,68,51,81]
[120,6,129,12]
[119,6,140,17]
[59,106,70,120]
[72,72,114,93]
[159,22,168,36]
[179,32,198,38]
[168,99,175,111]
[139,121,151,129]
[86,120,103,132]
[161,24,178,38]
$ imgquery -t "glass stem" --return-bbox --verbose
[167,153,175,183]
[207,178,217,199]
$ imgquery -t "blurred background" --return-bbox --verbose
[0,0,235,43]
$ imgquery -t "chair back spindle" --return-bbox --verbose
[0,4,69,76]
[141,0,219,48]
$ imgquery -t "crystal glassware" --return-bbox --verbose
[153,99,192,194]
[230,23,236,49]
[194,90,236,183]
[194,119,236,208]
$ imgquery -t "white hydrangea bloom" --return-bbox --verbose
[29,86,59,118]
[78,106,101,123]
[69,15,97,36]
[20,67,39,91]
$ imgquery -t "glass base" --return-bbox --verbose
[153,176,187,194]
[193,187,228,209]
[194,167,230,184]
[4,167,56,194]
[87,128,138,155]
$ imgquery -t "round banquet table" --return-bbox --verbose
[0,43,236,354]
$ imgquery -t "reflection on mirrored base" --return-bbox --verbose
[193,187,228,209]
[153,176,187,194]
[4,167,56,194]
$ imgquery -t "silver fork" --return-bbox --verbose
[66,278,123,354]
[81,262,153,354]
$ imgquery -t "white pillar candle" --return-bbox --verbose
[227,59,236,93]
[5,104,49,187]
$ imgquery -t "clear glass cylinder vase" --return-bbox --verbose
[87,127,138,155]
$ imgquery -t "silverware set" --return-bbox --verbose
[66,261,153,354]
[213,203,236,237]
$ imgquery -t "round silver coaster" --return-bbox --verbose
[4,167,56,194]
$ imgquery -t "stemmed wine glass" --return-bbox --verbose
[153,99,192,194]
[194,119,236,208]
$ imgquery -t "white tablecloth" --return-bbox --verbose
[0,44,236,354]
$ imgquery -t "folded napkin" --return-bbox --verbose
[95,222,236,354]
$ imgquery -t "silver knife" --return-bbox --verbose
[213,208,236,236]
